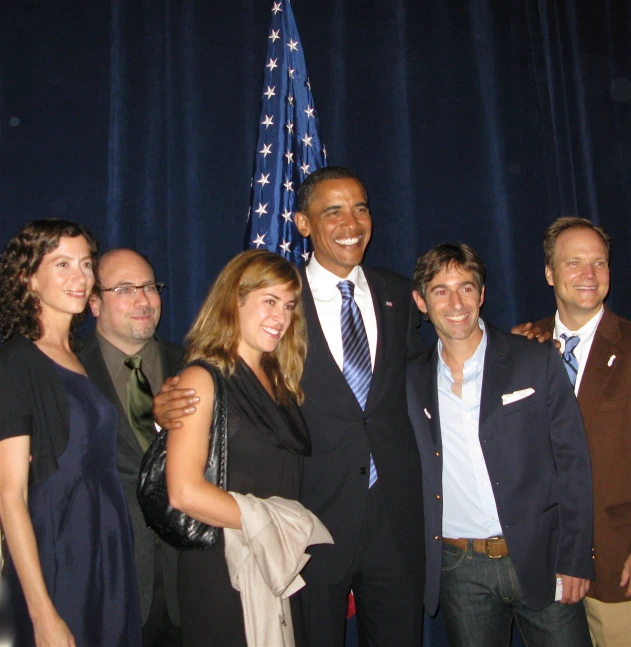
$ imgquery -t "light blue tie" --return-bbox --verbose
[337,280,377,488]
[560,334,580,387]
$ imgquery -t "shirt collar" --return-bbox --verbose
[306,254,363,296]
[555,305,604,339]
[96,331,156,364]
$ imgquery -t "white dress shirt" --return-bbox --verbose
[438,319,503,539]
[554,306,604,395]
[305,255,377,370]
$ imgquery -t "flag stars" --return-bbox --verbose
[287,95,295,105]
[271,2,282,15]
[285,151,294,163]
[288,68,295,79]
[280,240,292,253]
[255,203,268,217]
[266,58,278,72]
[257,173,271,187]
[283,179,294,192]
[322,144,327,159]
[300,163,311,175]
[263,86,276,100]
[287,39,299,52]
[306,79,311,90]
[269,29,280,42]
[259,143,272,158]
[304,106,315,119]
[261,115,274,128]
[252,233,266,248]
[286,122,294,134]
[281,210,293,222]
[301,133,313,147]
[301,251,311,262]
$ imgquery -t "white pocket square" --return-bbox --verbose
[502,388,535,405]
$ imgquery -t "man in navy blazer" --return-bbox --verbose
[407,242,593,646]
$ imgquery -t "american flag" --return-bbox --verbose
[245,0,327,266]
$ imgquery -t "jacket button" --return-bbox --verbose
[359,467,367,475]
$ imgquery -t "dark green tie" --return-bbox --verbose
[125,355,155,451]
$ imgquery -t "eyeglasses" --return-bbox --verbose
[100,282,165,297]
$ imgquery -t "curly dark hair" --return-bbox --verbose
[0,219,98,343]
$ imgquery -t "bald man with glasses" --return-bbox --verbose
[77,248,185,647]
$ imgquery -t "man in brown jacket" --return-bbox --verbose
[535,217,631,646]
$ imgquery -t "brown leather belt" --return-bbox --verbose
[443,536,509,559]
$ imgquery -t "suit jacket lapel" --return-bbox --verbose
[80,332,146,458]
[578,307,621,426]
[479,326,513,434]
[363,267,394,412]
[407,349,442,449]
[426,349,442,447]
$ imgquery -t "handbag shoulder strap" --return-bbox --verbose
[182,359,227,408]
[182,359,228,489]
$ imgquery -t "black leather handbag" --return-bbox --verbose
[137,360,228,550]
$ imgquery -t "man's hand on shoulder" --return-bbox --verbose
[556,574,590,604]
[511,322,561,350]
[153,375,200,430]
[620,553,631,597]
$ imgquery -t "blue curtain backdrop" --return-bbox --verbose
[1,0,630,347]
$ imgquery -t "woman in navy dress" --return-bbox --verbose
[0,220,141,647]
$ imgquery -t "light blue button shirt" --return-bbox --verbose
[438,319,503,539]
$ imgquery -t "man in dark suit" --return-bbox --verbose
[533,217,631,645]
[407,242,593,646]
[153,167,426,646]
[292,167,426,646]
[77,249,184,647]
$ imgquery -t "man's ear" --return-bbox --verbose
[294,211,311,238]
[544,265,554,287]
[479,285,486,308]
[88,294,101,317]
[412,290,428,315]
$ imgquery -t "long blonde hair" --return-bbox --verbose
[185,250,306,404]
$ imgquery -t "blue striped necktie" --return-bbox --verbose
[560,333,580,387]
[337,280,377,487]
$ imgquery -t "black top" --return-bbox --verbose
[216,359,310,499]
[176,359,310,647]
[0,336,70,486]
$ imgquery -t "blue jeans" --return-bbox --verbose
[440,541,591,647]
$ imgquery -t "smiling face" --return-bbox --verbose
[545,227,610,330]
[295,178,372,278]
[90,249,161,355]
[413,263,485,351]
[29,235,95,326]
[237,282,296,367]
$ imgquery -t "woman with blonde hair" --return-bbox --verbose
[166,249,313,646]
[0,219,141,646]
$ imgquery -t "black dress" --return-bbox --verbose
[177,360,311,647]
[5,364,142,647]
